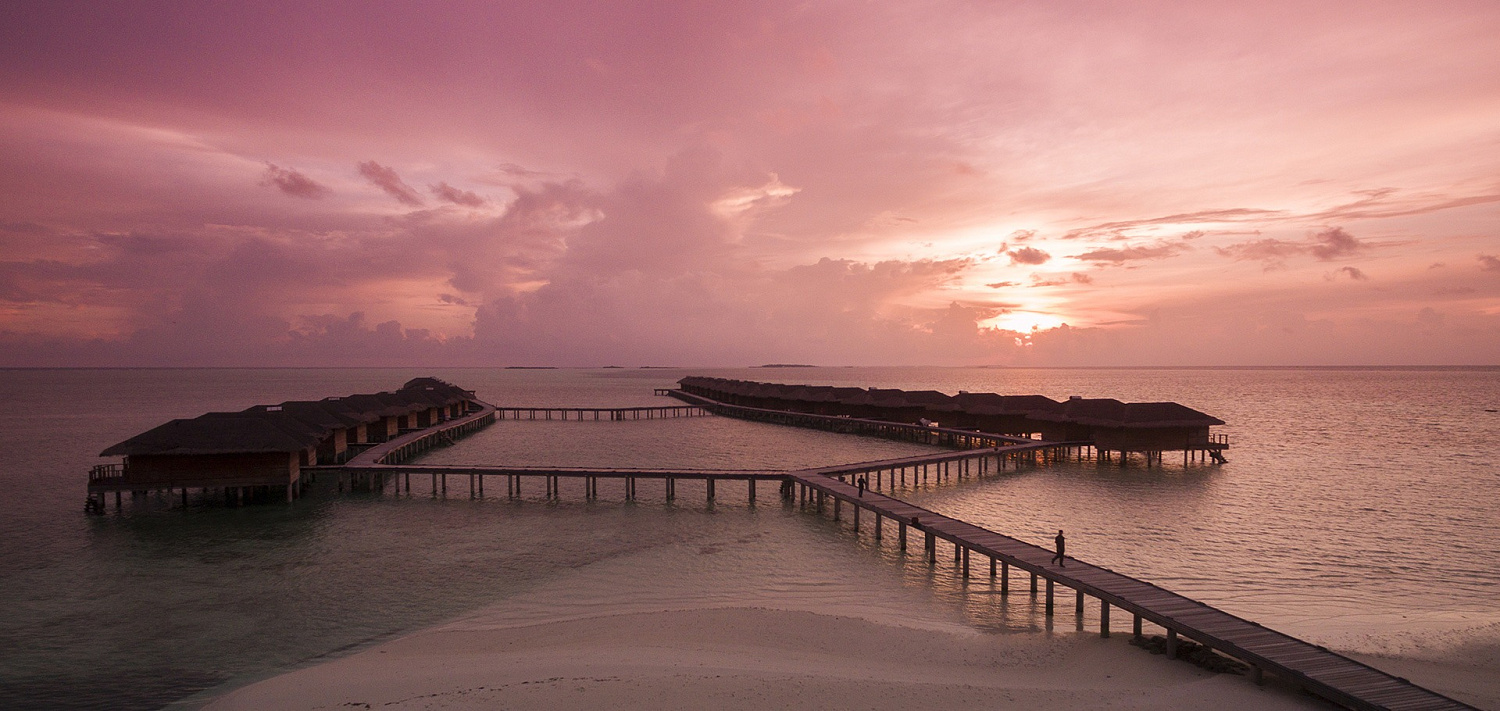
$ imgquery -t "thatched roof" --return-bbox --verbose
[100,377,481,458]
[245,401,362,430]
[1034,398,1224,428]
[401,377,472,404]
[676,376,1222,429]
[101,412,324,456]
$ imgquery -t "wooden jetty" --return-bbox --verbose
[783,467,1477,711]
[335,390,1472,710]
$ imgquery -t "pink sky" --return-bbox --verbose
[1,1,1497,366]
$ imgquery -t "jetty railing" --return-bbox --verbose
[89,463,125,483]
[493,405,707,421]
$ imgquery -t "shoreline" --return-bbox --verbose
[204,606,1333,711]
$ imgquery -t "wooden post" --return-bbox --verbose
[874,513,881,540]
[962,547,970,578]
[1001,561,1009,595]
[708,478,716,502]
[748,478,755,503]
[898,522,907,550]
[1133,615,1142,640]
[926,532,936,563]
[470,474,475,498]
[1031,571,1038,595]
[1076,589,1084,618]
[1166,629,1178,658]
[1100,601,1110,638]
[990,556,997,577]
[1046,578,1055,616]
[832,496,840,520]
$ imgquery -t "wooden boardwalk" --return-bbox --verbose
[494,405,707,420]
[786,467,1478,711]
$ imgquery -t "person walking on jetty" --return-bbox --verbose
[857,475,867,497]
[1052,530,1066,567]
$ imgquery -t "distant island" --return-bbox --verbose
[758,363,817,368]
[504,366,558,370]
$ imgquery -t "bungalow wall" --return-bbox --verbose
[1091,426,1212,452]
[122,452,298,486]
[969,414,1044,437]
[373,416,398,442]
[317,431,347,464]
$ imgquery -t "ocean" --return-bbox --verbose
[1,366,1496,710]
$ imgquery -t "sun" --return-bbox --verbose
[981,310,1065,333]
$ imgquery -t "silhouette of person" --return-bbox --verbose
[857,475,867,497]
[1052,530,1066,567]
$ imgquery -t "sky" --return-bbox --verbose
[1,1,1497,367]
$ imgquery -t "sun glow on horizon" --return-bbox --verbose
[981,310,1066,334]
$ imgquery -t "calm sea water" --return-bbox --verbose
[0,367,1496,710]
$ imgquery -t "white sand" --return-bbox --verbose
[205,606,1324,710]
[199,516,1500,711]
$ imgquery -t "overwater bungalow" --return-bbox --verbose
[89,377,481,505]
[678,376,1226,462]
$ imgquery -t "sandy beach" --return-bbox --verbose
[198,503,1500,711]
[205,606,1330,710]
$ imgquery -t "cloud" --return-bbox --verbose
[261,163,329,199]
[1214,238,1302,269]
[1479,254,1500,271]
[1006,246,1051,265]
[986,281,1018,288]
[431,182,485,207]
[1335,266,1369,281]
[1073,241,1190,265]
[1309,226,1365,261]
[1216,227,1367,269]
[1063,208,1283,240]
[1030,272,1094,287]
[358,161,424,206]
